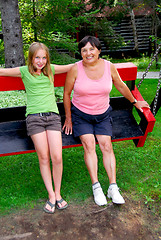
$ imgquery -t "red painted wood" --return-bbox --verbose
[0,76,25,91]
[132,86,156,147]
[132,86,156,131]
[0,62,137,91]
[114,62,137,81]
[0,150,36,157]
[54,72,67,87]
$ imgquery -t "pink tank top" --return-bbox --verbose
[72,60,112,115]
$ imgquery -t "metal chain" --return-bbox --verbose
[152,68,161,115]
[137,43,161,89]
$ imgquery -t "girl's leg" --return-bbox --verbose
[47,130,67,208]
[31,131,55,212]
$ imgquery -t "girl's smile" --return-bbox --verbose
[32,49,47,74]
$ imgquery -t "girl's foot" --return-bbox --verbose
[43,200,55,214]
[56,198,68,210]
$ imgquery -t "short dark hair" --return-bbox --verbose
[78,36,101,53]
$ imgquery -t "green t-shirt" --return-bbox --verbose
[20,65,59,116]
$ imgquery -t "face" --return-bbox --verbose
[81,42,101,64]
[32,49,47,72]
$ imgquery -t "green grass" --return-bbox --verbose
[103,54,161,71]
[0,129,160,214]
[0,56,161,216]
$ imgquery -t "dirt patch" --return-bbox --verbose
[0,194,160,240]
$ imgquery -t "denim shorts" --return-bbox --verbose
[26,112,62,136]
[71,104,113,137]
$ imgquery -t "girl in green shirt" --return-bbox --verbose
[0,42,74,214]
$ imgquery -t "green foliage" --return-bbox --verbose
[17,0,129,55]
[0,91,26,108]
[50,51,77,65]
[42,33,78,54]
[102,53,161,70]
[18,0,80,51]
[0,42,4,66]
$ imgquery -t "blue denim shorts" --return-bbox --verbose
[26,112,61,136]
[71,104,113,137]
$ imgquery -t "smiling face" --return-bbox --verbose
[32,49,47,73]
[81,42,101,65]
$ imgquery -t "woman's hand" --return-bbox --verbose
[133,100,150,112]
[62,118,73,135]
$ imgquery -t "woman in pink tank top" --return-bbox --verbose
[63,36,150,206]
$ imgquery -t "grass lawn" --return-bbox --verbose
[0,60,160,215]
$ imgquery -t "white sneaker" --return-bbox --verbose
[107,184,125,204]
[92,182,107,206]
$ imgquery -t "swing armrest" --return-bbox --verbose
[131,86,156,147]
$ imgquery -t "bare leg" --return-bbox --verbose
[80,134,107,206]
[31,131,55,212]
[96,135,125,204]
[47,130,67,208]
[80,134,98,184]
[96,135,116,184]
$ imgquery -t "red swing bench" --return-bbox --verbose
[0,62,156,157]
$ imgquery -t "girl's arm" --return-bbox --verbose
[54,63,75,74]
[63,64,77,135]
[111,63,150,112]
[0,67,21,77]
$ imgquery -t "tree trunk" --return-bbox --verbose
[130,9,139,54]
[32,0,38,42]
[127,0,139,55]
[0,0,25,67]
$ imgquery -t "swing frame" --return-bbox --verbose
[0,62,156,157]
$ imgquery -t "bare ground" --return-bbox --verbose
[0,194,160,240]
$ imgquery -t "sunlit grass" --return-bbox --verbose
[103,54,161,71]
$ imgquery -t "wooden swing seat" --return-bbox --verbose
[0,63,156,157]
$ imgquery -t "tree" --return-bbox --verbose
[16,0,127,55]
[0,0,25,67]
[126,0,139,55]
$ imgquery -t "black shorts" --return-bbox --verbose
[71,104,113,138]
[26,112,61,136]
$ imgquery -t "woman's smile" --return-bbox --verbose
[81,42,101,64]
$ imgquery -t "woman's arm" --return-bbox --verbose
[54,63,75,74]
[63,64,77,135]
[111,63,150,112]
[0,67,21,77]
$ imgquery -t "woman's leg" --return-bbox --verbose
[96,135,116,184]
[80,134,107,206]
[80,134,98,184]
[96,135,125,204]
[31,131,55,212]
[47,130,67,208]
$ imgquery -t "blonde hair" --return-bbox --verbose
[28,42,54,82]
